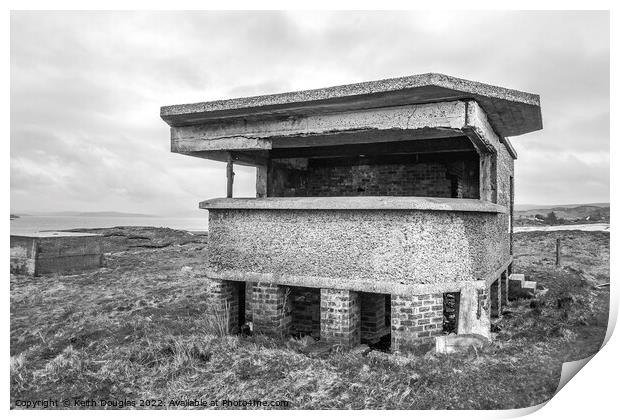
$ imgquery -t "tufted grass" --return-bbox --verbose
[10,227,609,409]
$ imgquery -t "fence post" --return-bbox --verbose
[555,238,561,267]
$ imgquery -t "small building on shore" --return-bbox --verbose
[161,73,542,351]
[10,232,103,276]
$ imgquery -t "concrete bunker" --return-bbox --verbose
[10,232,104,276]
[161,73,542,351]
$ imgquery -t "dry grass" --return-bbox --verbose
[10,227,610,409]
[201,301,232,337]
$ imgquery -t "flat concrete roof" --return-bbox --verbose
[161,73,542,138]
[200,196,506,213]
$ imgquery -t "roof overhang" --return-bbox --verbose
[165,99,516,165]
[161,73,542,138]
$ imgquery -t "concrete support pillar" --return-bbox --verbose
[252,283,292,336]
[391,293,443,352]
[205,279,241,334]
[226,153,234,198]
[360,293,388,344]
[490,278,502,318]
[457,284,491,339]
[256,165,268,198]
[320,289,361,348]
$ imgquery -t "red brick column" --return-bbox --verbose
[391,293,443,352]
[320,289,361,348]
[205,279,240,334]
[252,283,292,337]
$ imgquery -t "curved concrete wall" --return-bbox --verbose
[207,208,509,289]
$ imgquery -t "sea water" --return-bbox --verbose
[10,215,208,234]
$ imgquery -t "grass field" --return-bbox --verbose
[10,228,610,409]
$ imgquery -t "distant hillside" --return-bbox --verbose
[515,202,609,211]
[515,203,609,226]
[76,211,155,218]
[11,211,155,218]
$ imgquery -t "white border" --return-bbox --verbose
[4,2,616,419]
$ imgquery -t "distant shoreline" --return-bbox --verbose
[514,223,609,233]
[12,211,157,218]
[10,215,208,235]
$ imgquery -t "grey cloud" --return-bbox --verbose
[10,11,609,215]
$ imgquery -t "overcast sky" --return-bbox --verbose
[10,11,609,216]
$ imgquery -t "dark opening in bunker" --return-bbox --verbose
[289,286,321,339]
[237,281,246,328]
[267,140,480,199]
[360,292,391,350]
[443,292,460,334]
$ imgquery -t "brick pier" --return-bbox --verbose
[320,289,361,348]
[391,293,444,352]
[205,279,241,334]
[204,279,493,351]
[251,283,292,336]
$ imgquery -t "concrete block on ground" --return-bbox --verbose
[435,334,490,354]
[456,284,491,339]
[10,232,103,276]
[508,273,536,300]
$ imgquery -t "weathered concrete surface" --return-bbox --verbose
[464,100,502,153]
[207,208,510,288]
[173,136,272,152]
[169,100,515,161]
[170,101,467,152]
[10,237,36,275]
[202,269,489,296]
[161,73,542,137]
[457,284,491,339]
[435,334,490,354]
[10,232,103,276]
[497,135,515,225]
[200,196,506,213]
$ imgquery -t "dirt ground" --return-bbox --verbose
[10,227,610,409]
